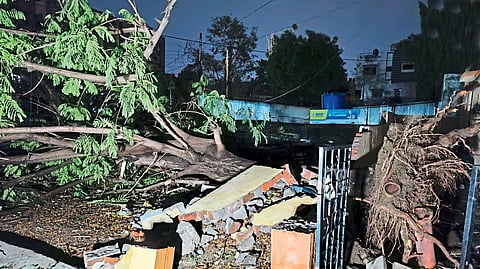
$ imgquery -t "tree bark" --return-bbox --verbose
[20,61,137,84]
[143,0,177,60]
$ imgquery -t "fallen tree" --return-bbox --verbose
[0,0,262,207]
[364,89,479,268]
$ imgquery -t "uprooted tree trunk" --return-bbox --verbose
[365,91,479,268]
[0,111,255,185]
[0,112,256,215]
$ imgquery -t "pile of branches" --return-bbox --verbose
[365,91,480,267]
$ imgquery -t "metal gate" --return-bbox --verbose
[315,145,352,269]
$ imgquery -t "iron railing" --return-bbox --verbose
[316,145,352,269]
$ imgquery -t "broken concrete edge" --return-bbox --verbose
[131,201,186,231]
[178,164,298,223]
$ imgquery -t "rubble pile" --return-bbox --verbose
[84,164,320,268]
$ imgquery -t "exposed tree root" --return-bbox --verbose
[365,90,477,267]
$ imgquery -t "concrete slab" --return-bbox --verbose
[0,241,76,269]
[252,196,317,226]
[184,166,283,213]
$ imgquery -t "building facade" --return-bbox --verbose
[355,48,417,104]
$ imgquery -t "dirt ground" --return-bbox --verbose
[0,194,273,268]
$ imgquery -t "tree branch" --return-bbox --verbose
[20,61,137,84]
[35,176,92,203]
[0,134,75,148]
[143,0,177,60]
[0,27,53,37]
[151,109,190,150]
[0,149,83,165]
[2,160,73,189]
[0,126,113,135]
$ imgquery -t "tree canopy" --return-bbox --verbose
[202,16,258,85]
[0,0,263,207]
[394,0,480,100]
[259,30,347,106]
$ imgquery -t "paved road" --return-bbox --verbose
[0,241,78,269]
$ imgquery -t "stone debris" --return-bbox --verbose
[83,243,121,269]
[132,202,186,230]
[176,221,200,255]
[232,205,248,220]
[139,208,173,230]
[392,262,413,269]
[200,233,215,246]
[236,251,260,266]
[172,164,320,266]
[85,164,320,268]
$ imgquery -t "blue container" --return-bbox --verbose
[321,93,346,109]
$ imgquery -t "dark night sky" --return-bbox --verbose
[88,0,423,76]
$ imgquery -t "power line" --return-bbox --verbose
[163,34,268,54]
[243,0,275,19]
[259,0,367,38]
[264,0,375,102]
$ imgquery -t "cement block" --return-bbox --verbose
[366,256,387,269]
[236,235,255,251]
[232,206,248,220]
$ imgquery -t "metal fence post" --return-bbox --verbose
[460,156,480,269]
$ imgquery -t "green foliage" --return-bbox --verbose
[58,103,91,121]
[51,156,113,185]
[4,164,26,178]
[74,134,101,155]
[103,130,118,158]
[0,2,25,28]
[189,75,267,146]
[1,188,17,203]
[0,2,30,126]
[237,107,268,146]
[10,140,42,151]
[260,30,347,106]
[191,75,236,134]
[0,94,26,126]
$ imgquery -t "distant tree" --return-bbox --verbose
[261,30,347,106]
[394,0,480,100]
[202,16,258,85]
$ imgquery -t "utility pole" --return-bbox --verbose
[198,32,203,66]
[225,48,229,98]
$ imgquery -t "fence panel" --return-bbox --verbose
[316,145,352,269]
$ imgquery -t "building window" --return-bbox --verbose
[401,63,415,73]
[385,72,391,81]
[363,65,377,76]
